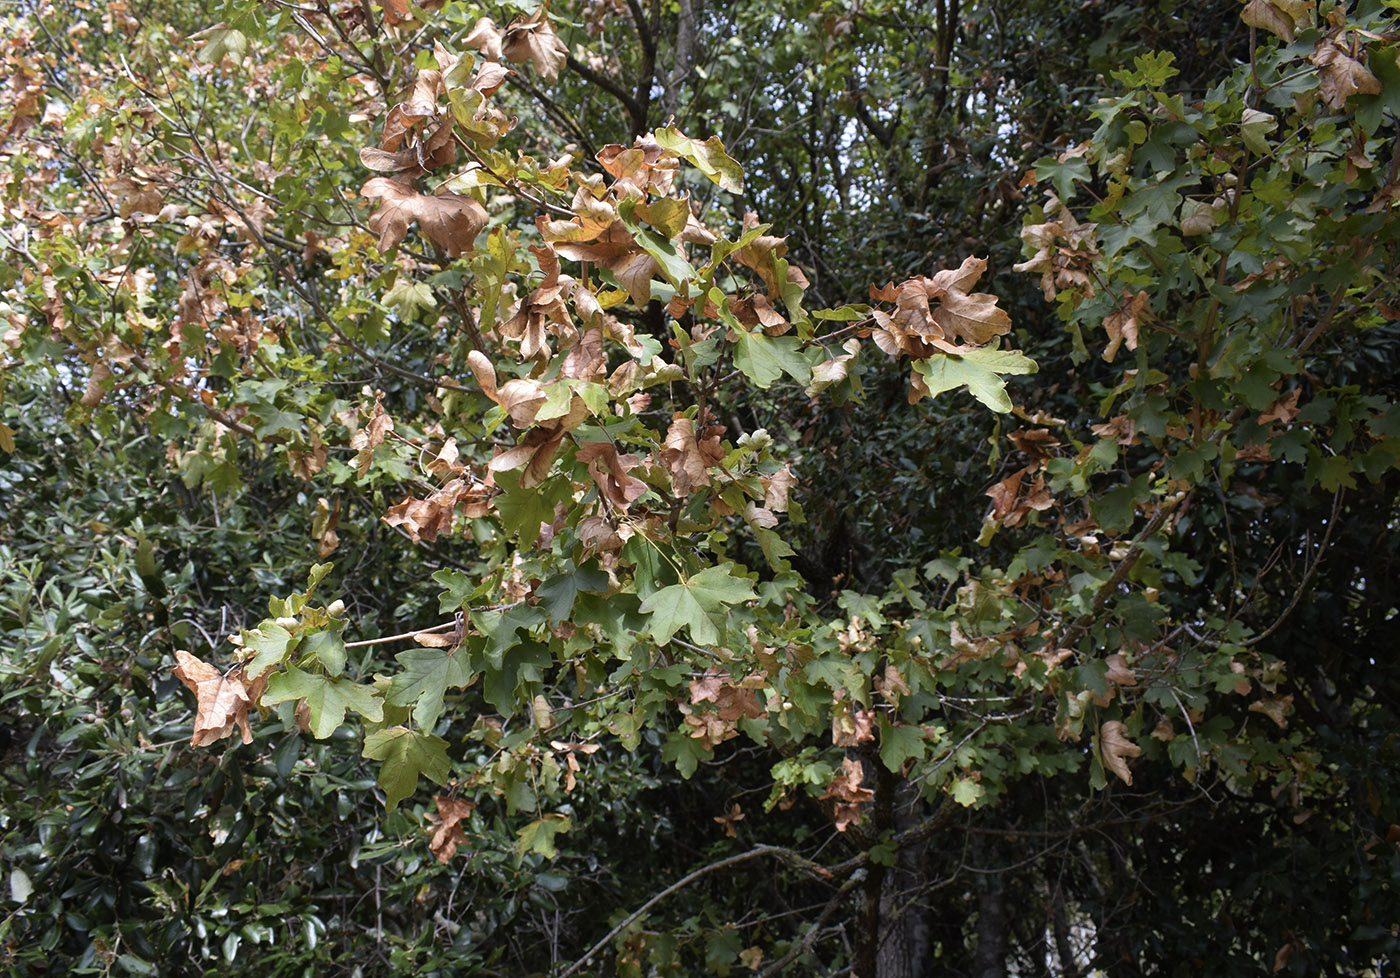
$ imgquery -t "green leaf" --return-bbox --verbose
[261,664,383,739]
[242,623,298,680]
[361,726,451,810]
[732,330,811,389]
[433,568,490,613]
[303,629,346,677]
[536,564,609,625]
[653,127,744,193]
[879,716,925,772]
[516,813,571,858]
[639,564,757,646]
[636,229,698,288]
[198,28,248,64]
[387,645,475,729]
[912,348,1038,413]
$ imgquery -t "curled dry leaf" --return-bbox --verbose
[500,4,568,82]
[575,441,648,511]
[1102,289,1148,362]
[361,176,487,257]
[172,650,263,748]
[821,757,875,831]
[1104,653,1138,687]
[425,796,476,863]
[1099,720,1141,785]
[713,803,745,838]
[1312,39,1383,110]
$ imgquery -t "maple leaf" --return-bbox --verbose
[1241,0,1311,41]
[261,664,383,739]
[1312,39,1382,110]
[172,650,264,748]
[713,803,745,838]
[362,725,452,810]
[1102,289,1148,362]
[360,176,487,256]
[821,757,874,832]
[426,796,476,863]
[500,4,568,82]
[639,564,757,646]
[463,16,504,61]
[912,348,1038,413]
[931,288,1013,345]
[387,645,474,729]
[1104,654,1138,687]
[832,702,876,747]
[575,441,648,511]
[489,426,566,489]
[1099,720,1141,785]
[661,415,713,495]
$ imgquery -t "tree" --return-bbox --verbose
[2,0,1398,975]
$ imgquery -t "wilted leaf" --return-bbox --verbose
[500,5,567,82]
[361,177,488,256]
[1100,720,1141,785]
[173,650,263,748]
[1313,39,1383,110]
[426,796,476,863]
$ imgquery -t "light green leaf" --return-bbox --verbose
[198,28,248,64]
[639,564,757,646]
[653,127,744,193]
[362,726,451,810]
[516,813,572,858]
[387,646,475,729]
[912,348,1038,413]
[242,623,298,680]
[262,664,383,739]
[303,629,346,677]
[733,330,811,389]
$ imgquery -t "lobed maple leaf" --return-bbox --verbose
[425,796,476,863]
[172,649,265,748]
[361,176,487,257]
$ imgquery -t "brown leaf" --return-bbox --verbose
[489,426,565,488]
[463,16,504,61]
[662,415,712,495]
[1102,289,1148,362]
[496,378,547,427]
[501,4,568,82]
[931,289,1012,345]
[926,255,988,296]
[361,177,487,256]
[575,441,648,511]
[1259,388,1301,424]
[1242,0,1299,41]
[1312,39,1383,110]
[425,796,476,863]
[1104,653,1138,687]
[761,465,797,513]
[467,349,499,402]
[821,757,875,831]
[562,326,607,381]
[831,702,876,747]
[713,803,745,838]
[80,360,113,407]
[172,650,260,748]
[1249,694,1294,729]
[1099,720,1141,785]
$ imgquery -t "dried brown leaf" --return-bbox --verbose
[1099,720,1141,785]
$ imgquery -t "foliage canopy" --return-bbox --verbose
[2,0,1399,975]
